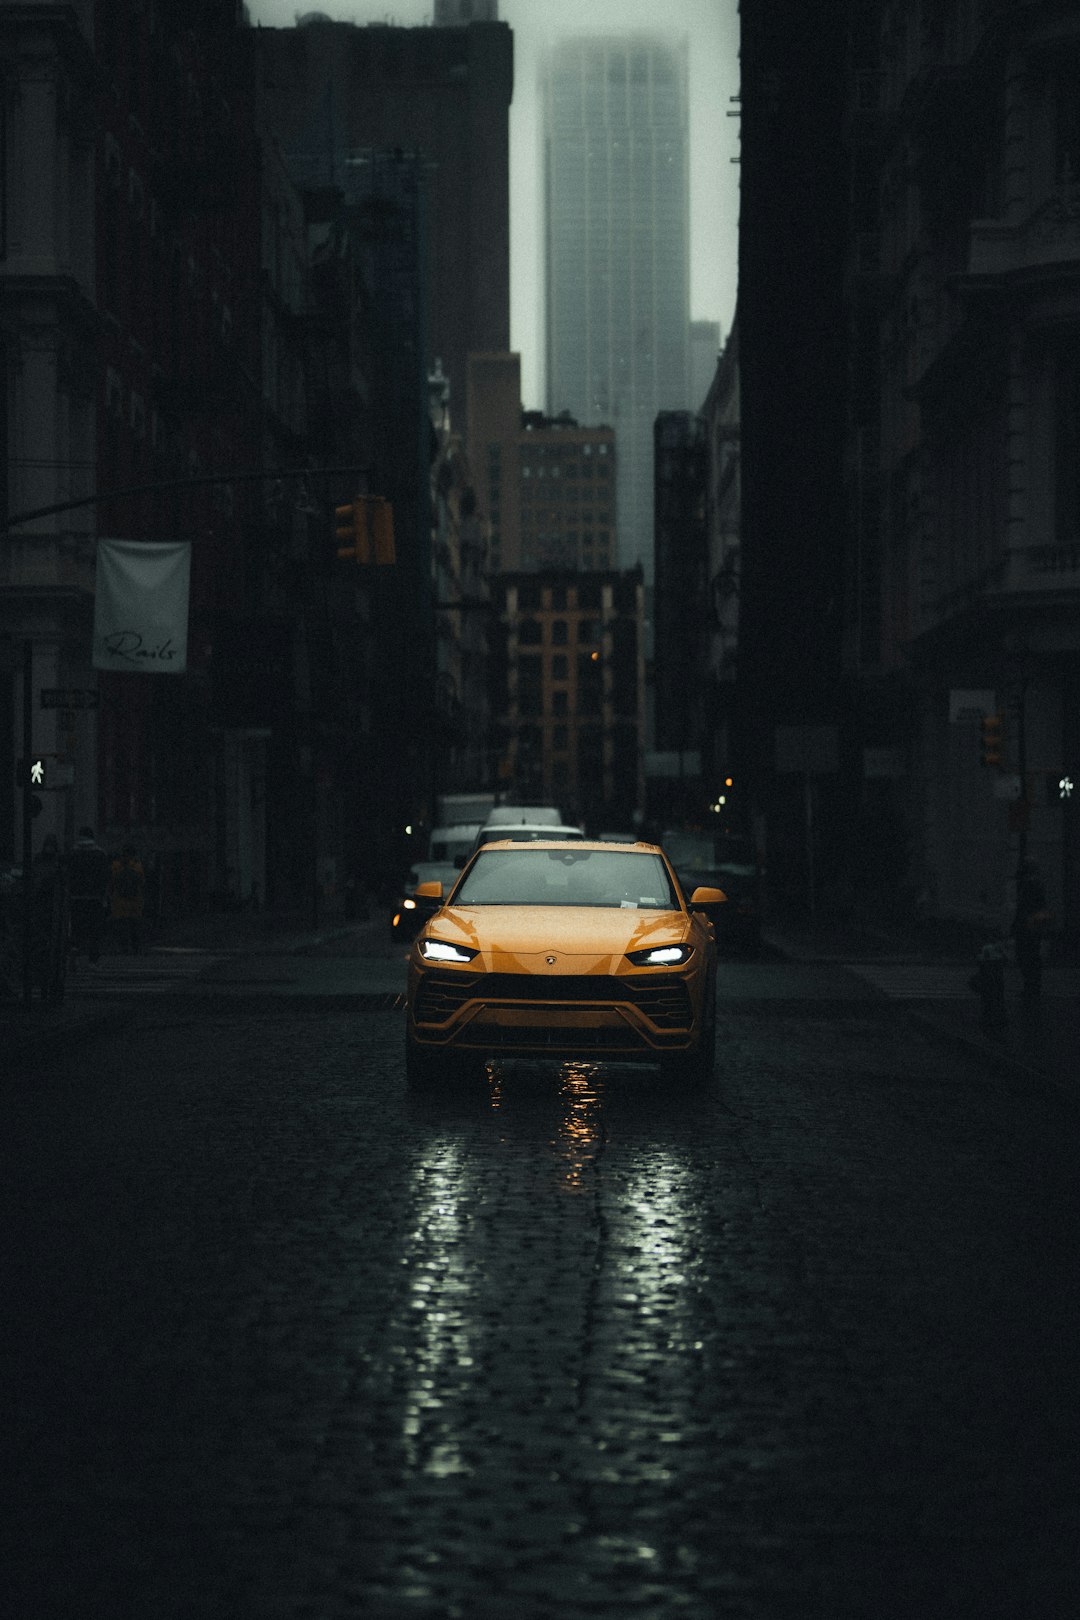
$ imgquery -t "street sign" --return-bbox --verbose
[40,688,99,709]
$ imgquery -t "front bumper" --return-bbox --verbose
[406,963,707,1058]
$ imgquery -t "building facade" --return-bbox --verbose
[490,568,645,829]
[252,11,512,442]
[652,411,707,820]
[542,34,690,583]
[734,0,848,909]
[701,321,741,794]
[1,1,439,919]
[689,319,721,413]
[842,0,1080,938]
[467,352,617,575]
[429,361,491,798]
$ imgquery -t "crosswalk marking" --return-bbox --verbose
[67,949,224,996]
[845,962,1075,1001]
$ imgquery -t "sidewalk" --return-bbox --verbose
[764,910,1080,1102]
[2,905,403,1071]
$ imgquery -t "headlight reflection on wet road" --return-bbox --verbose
[399,1138,477,1480]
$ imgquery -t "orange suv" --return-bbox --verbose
[405,840,726,1087]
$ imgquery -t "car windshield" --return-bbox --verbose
[452,848,679,909]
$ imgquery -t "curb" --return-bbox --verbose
[902,1007,1074,1104]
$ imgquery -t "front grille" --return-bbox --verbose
[414,971,483,1023]
[414,970,693,1030]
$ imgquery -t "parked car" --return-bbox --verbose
[404,839,726,1088]
[662,829,763,954]
[390,860,461,941]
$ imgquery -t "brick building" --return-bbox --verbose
[490,569,644,829]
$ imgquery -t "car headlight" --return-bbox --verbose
[403,897,417,911]
[419,938,478,964]
[626,943,692,967]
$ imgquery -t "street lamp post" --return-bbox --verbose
[22,639,33,1006]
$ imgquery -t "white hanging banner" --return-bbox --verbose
[92,539,191,675]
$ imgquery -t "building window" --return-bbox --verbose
[552,619,568,645]
[552,690,569,716]
[553,725,568,751]
[552,654,568,679]
[518,617,543,645]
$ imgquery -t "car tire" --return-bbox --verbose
[405,1032,441,1089]
[405,1033,473,1090]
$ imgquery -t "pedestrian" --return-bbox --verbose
[110,842,146,955]
[67,826,110,966]
[31,832,62,887]
[1012,856,1050,1001]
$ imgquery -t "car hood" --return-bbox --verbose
[423,904,693,969]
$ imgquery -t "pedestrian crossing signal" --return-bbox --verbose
[16,756,47,788]
[980,713,1004,769]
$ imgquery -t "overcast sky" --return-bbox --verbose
[245,1,740,408]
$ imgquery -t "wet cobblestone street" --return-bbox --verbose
[4,982,1079,1618]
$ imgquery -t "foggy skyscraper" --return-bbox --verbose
[542,34,691,583]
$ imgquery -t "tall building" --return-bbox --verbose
[690,320,721,413]
[467,354,616,574]
[434,0,498,20]
[253,13,512,440]
[839,1,1080,937]
[653,412,708,794]
[490,569,645,826]
[542,35,691,584]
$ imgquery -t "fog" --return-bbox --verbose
[245,0,740,406]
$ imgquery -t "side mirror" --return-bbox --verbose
[414,880,443,899]
[690,885,727,907]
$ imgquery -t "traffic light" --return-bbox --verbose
[980,712,1004,768]
[334,496,396,565]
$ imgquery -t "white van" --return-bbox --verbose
[483,805,563,828]
[472,820,584,854]
[427,824,481,865]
